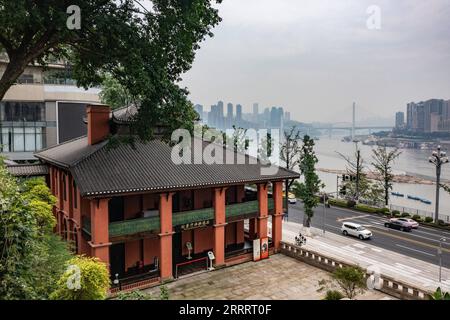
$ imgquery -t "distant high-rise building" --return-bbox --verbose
[209,104,218,127]
[406,99,448,133]
[236,104,242,126]
[284,111,291,122]
[395,111,404,128]
[263,107,270,126]
[217,101,224,129]
[227,103,234,128]
[194,104,204,121]
[252,103,259,122]
[270,107,283,128]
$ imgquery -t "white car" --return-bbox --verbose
[341,222,372,240]
[288,197,297,204]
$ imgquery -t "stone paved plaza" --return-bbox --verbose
[145,254,394,300]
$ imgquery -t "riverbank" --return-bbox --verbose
[317,168,438,185]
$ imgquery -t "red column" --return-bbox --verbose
[89,198,111,270]
[272,181,284,251]
[213,188,227,266]
[159,193,174,281]
[257,183,269,239]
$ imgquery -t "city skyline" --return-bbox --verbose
[181,0,450,123]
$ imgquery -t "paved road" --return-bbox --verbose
[286,202,450,268]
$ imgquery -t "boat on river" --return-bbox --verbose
[391,192,404,197]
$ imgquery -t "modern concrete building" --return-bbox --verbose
[35,105,299,290]
[395,111,405,129]
[406,99,449,133]
[0,60,100,162]
[236,104,242,126]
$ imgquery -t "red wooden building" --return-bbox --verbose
[35,105,299,287]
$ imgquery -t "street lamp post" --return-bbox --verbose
[438,237,446,283]
[322,193,326,235]
[429,146,449,224]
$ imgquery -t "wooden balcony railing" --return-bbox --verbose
[82,198,281,238]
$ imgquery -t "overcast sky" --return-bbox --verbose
[180,0,450,123]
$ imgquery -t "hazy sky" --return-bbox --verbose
[180,0,450,123]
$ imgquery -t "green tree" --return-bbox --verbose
[338,143,383,205]
[430,287,450,300]
[50,256,110,300]
[371,145,401,206]
[0,161,72,299]
[99,75,134,110]
[0,1,222,141]
[280,127,302,213]
[332,266,367,299]
[293,135,323,228]
[258,132,273,165]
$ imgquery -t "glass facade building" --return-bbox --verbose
[0,101,46,152]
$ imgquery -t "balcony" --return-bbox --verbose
[82,198,279,239]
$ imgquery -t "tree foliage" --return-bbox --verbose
[338,144,383,205]
[371,145,401,206]
[280,126,302,212]
[50,256,110,300]
[430,287,450,300]
[293,135,323,227]
[99,74,133,110]
[332,266,367,299]
[0,161,72,299]
[0,0,222,141]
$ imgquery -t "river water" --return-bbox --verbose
[313,136,450,216]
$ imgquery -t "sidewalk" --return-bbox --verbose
[270,220,450,293]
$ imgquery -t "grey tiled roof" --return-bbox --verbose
[35,136,299,197]
[6,164,49,177]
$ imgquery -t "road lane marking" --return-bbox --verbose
[394,263,421,274]
[336,214,371,222]
[370,247,383,253]
[368,227,450,253]
[395,244,435,257]
[370,225,450,247]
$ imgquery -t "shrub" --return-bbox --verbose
[332,266,367,299]
[50,256,110,300]
[401,212,410,218]
[328,198,349,208]
[430,287,450,300]
[347,200,357,208]
[378,207,390,214]
[382,211,391,216]
[425,217,434,223]
[160,285,170,300]
[355,204,379,214]
[392,211,401,217]
[324,290,344,300]
[391,210,400,216]
[116,290,152,300]
[412,215,422,222]
[438,219,448,226]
